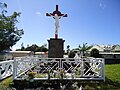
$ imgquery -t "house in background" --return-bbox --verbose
[88,45,104,53]
[10,51,34,58]
[35,51,48,58]
[89,45,120,64]
[89,45,113,53]
[112,45,120,52]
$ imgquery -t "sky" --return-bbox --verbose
[2,0,120,50]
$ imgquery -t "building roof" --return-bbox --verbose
[100,52,120,55]
[112,45,120,51]
[89,45,104,52]
[10,51,32,54]
[35,52,45,55]
[89,45,113,52]
[35,52,48,55]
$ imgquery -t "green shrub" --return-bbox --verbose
[68,51,75,58]
[90,48,100,58]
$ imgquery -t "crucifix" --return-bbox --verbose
[46,5,68,39]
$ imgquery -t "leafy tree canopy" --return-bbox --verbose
[16,44,48,52]
[78,43,93,56]
[90,48,100,58]
[66,45,70,55]
[0,2,24,51]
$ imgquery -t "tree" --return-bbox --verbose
[78,43,93,56]
[68,50,75,58]
[25,44,39,52]
[21,43,25,51]
[90,48,100,58]
[39,44,48,52]
[66,45,70,55]
[17,44,48,52]
[0,2,24,51]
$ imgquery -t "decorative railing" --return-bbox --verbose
[13,56,38,80]
[0,56,38,80]
[0,60,14,80]
[13,57,105,81]
[0,57,105,81]
[35,58,105,81]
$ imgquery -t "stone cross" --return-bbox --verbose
[46,5,68,39]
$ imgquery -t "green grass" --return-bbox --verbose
[105,64,120,83]
[103,64,120,89]
[82,64,120,89]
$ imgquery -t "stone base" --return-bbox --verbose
[48,38,65,58]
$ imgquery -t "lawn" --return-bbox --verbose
[0,64,120,90]
[103,64,120,89]
[105,64,120,83]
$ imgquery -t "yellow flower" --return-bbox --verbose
[28,72,37,76]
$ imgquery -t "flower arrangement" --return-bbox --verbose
[60,69,65,79]
[27,71,37,80]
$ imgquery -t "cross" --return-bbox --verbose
[46,5,68,39]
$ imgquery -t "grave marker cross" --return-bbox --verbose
[46,5,68,39]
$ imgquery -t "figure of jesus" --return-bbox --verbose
[46,5,67,39]
[54,14,60,37]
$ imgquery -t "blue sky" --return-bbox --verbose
[3,0,120,50]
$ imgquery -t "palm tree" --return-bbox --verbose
[66,45,70,55]
[79,43,93,56]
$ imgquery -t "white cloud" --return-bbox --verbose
[99,2,106,9]
[36,12,41,15]
[99,3,102,7]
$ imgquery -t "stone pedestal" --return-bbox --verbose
[48,38,65,58]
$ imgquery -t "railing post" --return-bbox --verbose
[0,66,2,79]
[81,58,84,77]
[13,58,17,80]
[102,58,105,81]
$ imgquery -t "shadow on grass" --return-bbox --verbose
[76,77,120,90]
[102,77,120,89]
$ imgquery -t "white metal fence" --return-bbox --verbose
[0,56,38,80]
[13,56,38,80]
[0,57,105,81]
[0,60,14,80]
[35,58,105,81]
